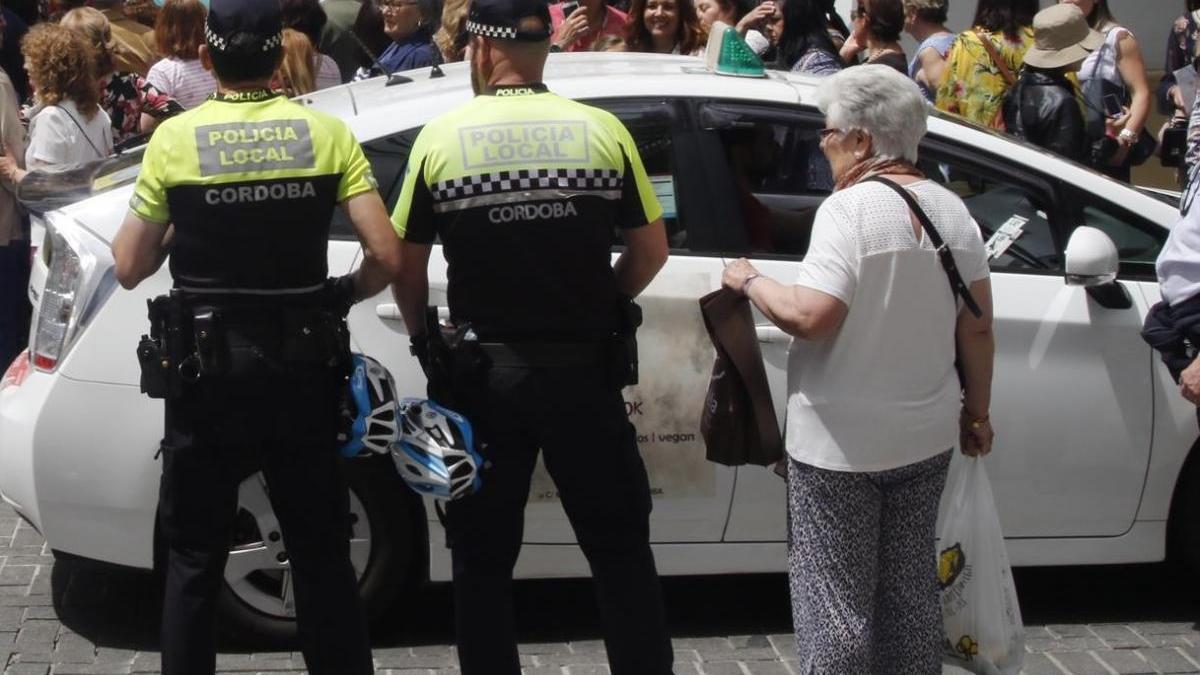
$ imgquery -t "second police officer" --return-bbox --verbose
[390,0,674,672]
[110,0,401,672]
[388,0,676,667]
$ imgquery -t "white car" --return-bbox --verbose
[0,52,1194,639]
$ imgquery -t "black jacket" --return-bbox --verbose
[1003,69,1086,162]
[1142,293,1200,381]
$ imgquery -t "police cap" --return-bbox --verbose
[467,0,553,42]
[205,0,283,70]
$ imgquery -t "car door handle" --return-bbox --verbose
[756,325,789,344]
[376,303,403,320]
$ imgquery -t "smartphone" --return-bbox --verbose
[561,0,579,14]
[1103,93,1124,117]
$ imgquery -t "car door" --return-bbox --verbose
[345,97,739,545]
[707,101,1154,542]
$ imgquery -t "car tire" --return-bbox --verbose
[215,454,420,646]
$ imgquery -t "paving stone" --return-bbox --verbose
[671,663,702,675]
[564,666,609,675]
[742,662,791,674]
[697,663,744,675]
[1140,648,1200,673]
[1048,625,1098,639]
[1046,652,1110,675]
[521,668,565,675]
[1026,627,1056,640]
[532,652,609,667]
[1092,650,1156,674]
[1020,653,1067,675]
[14,623,56,648]
[127,654,159,673]
[673,638,734,653]
[519,643,572,655]
[1132,624,1197,636]
[1027,638,1108,653]
[5,665,50,675]
[1092,625,1152,650]
[48,665,132,675]
[570,641,605,655]
[766,634,794,658]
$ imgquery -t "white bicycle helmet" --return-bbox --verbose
[338,354,400,458]
[393,398,483,500]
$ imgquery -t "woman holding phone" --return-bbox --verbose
[550,0,632,52]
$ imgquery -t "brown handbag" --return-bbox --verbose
[698,287,783,467]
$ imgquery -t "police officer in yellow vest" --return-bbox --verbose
[390,0,672,671]
[110,0,400,672]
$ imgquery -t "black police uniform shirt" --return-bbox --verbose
[130,89,378,292]
[390,84,663,342]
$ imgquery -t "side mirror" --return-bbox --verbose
[1064,226,1131,310]
[1065,226,1118,287]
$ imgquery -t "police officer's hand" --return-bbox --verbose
[1182,355,1200,406]
[722,258,761,296]
[553,6,589,49]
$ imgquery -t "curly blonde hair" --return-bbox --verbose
[434,0,470,63]
[22,22,101,119]
[60,7,119,80]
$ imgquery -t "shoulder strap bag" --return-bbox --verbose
[865,176,983,319]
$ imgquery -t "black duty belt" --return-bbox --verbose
[478,342,610,368]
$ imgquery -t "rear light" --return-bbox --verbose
[31,216,99,373]
[0,350,30,390]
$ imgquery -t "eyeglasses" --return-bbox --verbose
[818,127,844,140]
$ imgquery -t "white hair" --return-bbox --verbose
[815,65,929,163]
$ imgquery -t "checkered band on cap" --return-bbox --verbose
[466,20,518,39]
[206,23,283,52]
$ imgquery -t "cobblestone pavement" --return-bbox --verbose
[2,501,1200,675]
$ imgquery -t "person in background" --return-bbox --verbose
[5,0,34,25]
[91,0,157,76]
[1066,0,1152,183]
[840,0,907,74]
[0,2,29,102]
[280,0,341,89]
[771,0,841,75]
[820,0,849,49]
[903,0,953,101]
[550,0,631,53]
[695,0,771,56]
[434,0,470,61]
[123,0,160,28]
[624,0,705,55]
[318,0,364,82]
[273,27,319,96]
[146,0,216,109]
[61,7,183,145]
[0,0,27,370]
[355,0,440,79]
[592,33,627,50]
[936,0,1033,129]
[721,64,994,674]
[0,23,113,182]
[351,0,391,73]
[1159,1,1200,122]
[1003,3,1101,162]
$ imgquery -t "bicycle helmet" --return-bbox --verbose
[338,354,400,458]
[393,398,483,500]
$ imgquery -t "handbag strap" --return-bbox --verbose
[53,105,106,160]
[972,30,1015,87]
[865,177,983,319]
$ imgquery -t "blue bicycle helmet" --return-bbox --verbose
[393,398,483,500]
[338,354,400,458]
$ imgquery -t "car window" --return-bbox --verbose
[694,103,831,258]
[331,128,422,241]
[583,99,684,248]
[917,150,1060,274]
[1076,197,1165,273]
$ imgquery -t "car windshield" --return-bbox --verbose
[17,149,145,214]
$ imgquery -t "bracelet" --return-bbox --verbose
[962,409,989,429]
[1118,128,1137,144]
[741,273,761,296]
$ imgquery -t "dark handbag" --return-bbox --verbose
[698,287,783,467]
[1161,121,1188,168]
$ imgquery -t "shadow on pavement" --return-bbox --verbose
[50,552,1200,652]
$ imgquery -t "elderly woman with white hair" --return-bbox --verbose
[722,65,995,673]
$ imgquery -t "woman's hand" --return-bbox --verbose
[553,6,589,49]
[735,2,774,35]
[722,258,760,296]
[0,154,23,184]
[959,408,993,457]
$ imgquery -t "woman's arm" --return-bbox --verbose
[1116,31,1152,137]
[721,258,848,340]
[956,277,994,456]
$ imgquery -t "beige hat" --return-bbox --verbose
[1024,4,1105,69]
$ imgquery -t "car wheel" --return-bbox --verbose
[215,455,418,645]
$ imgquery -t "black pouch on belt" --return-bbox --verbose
[613,298,643,386]
[137,296,172,399]
[280,307,352,375]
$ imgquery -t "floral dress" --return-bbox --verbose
[102,72,184,146]
[935,27,1034,129]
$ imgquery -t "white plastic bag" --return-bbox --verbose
[936,454,1025,675]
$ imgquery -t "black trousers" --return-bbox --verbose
[444,364,674,675]
[0,238,31,367]
[157,370,373,675]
